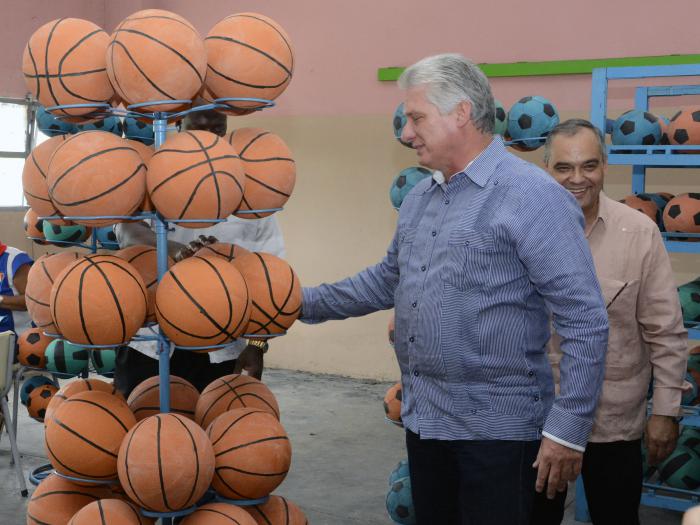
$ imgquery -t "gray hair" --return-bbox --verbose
[397,53,495,134]
[543,118,607,165]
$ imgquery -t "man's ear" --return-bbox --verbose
[454,100,472,127]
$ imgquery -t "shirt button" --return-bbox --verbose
[528,370,534,377]
[413,370,420,377]
[412,302,417,308]
[494,180,499,186]
[431,231,437,237]
[444,199,450,205]
[421,265,426,271]
[409,336,415,343]
[465,241,470,247]
[534,395,540,402]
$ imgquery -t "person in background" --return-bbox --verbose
[532,118,687,525]
[113,108,285,395]
[299,54,608,524]
[0,241,32,336]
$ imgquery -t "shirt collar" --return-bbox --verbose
[586,191,609,238]
[424,136,506,193]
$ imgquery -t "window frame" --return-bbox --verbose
[0,96,38,209]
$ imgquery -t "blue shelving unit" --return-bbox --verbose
[582,63,700,521]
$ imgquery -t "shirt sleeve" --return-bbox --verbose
[10,252,33,278]
[637,227,687,417]
[509,182,609,450]
[300,230,399,324]
[255,216,286,258]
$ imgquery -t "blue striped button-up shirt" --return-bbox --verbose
[301,137,608,448]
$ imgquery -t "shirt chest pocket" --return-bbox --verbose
[599,277,642,373]
[397,227,417,270]
[440,229,495,291]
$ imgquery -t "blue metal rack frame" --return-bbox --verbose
[581,63,700,521]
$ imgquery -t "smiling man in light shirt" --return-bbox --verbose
[532,118,688,525]
[299,54,609,524]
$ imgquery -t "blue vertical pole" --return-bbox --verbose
[632,87,649,195]
[153,116,171,415]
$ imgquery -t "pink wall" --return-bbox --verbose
[4,0,700,116]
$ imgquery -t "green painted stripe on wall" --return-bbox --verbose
[378,54,700,80]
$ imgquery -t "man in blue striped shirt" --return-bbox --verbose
[300,54,608,524]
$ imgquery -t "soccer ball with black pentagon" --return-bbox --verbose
[123,116,154,145]
[386,476,416,524]
[17,328,53,368]
[19,376,55,406]
[659,446,700,489]
[611,110,660,150]
[393,103,413,148]
[663,193,700,234]
[45,339,90,375]
[506,96,559,150]
[95,226,120,250]
[678,279,700,324]
[619,194,658,223]
[668,106,700,152]
[493,99,507,135]
[27,383,58,422]
[36,106,77,137]
[42,222,91,245]
[390,167,432,209]
[76,116,123,136]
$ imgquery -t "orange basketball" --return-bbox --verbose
[117,413,215,512]
[114,245,174,323]
[47,131,146,226]
[127,375,199,421]
[23,135,69,217]
[46,378,125,424]
[17,327,53,368]
[181,502,257,524]
[125,138,155,213]
[205,13,294,110]
[207,408,291,500]
[155,256,250,347]
[384,382,402,423]
[50,254,148,345]
[248,495,308,525]
[107,10,206,112]
[226,128,296,218]
[27,383,58,421]
[23,19,114,117]
[24,208,47,244]
[663,193,700,233]
[232,252,301,336]
[147,131,245,227]
[194,242,250,262]
[27,473,111,525]
[195,374,280,429]
[46,390,136,480]
[25,251,81,333]
[68,498,154,525]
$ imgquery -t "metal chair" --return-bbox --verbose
[0,330,28,496]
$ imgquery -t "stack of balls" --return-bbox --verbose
[22,8,307,523]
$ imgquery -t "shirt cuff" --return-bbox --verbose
[542,404,593,450]
[651,386,683,417]
[542,431,585,453]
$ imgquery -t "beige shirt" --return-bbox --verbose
[549,193,687,442]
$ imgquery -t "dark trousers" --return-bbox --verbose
[406,429,540,525]
[530,439,642,525]
[113,346,236,398]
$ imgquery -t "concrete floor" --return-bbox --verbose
[0,369,684,524]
